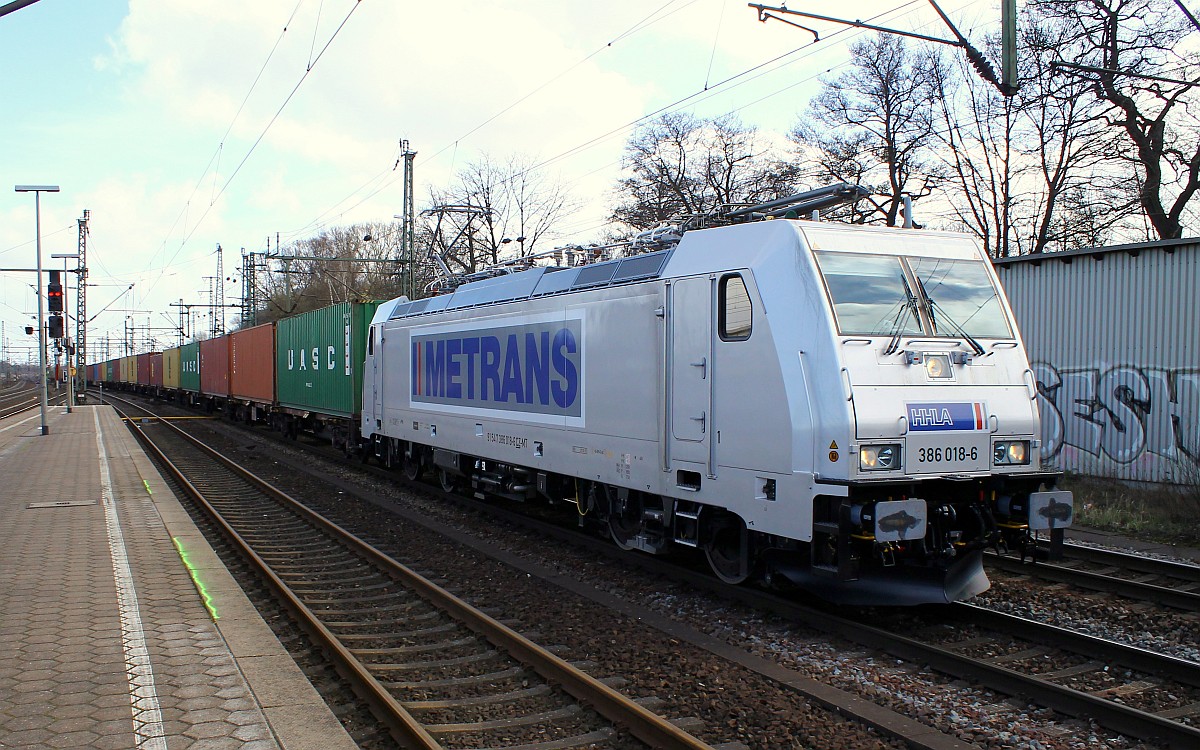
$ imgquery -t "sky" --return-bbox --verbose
[0,0,1002,363]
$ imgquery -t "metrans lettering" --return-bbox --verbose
[411,319,582,418]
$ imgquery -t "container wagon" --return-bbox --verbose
[199,335,231,405]
[119,355,134,385]
[179,342,201,404]
[136,353,152,390]
[275,301,380,450]
[163,347,181,391]
[149,352,164,392]
[230,323,275,422]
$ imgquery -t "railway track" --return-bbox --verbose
[498,511,1200,749]
[986,544,1200,611]
[109,392,1200,748]
[0,384,37,419]
[0,386,67,421]
[110,397,732,750]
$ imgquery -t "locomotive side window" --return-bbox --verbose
[368,326,375,355]
[720,274,752,340]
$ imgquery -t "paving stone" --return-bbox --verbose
[2,727,54,746]
[47,729,101,748]
[185,720,237,740]
[5,714,54,731]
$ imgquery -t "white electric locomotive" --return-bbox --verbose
[361,206,1072,605]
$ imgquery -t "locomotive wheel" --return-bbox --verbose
[402,454,422,481]
[704,511,751,585]
[606,487,643,551]
[438,467,457,493]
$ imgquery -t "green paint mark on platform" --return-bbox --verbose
[173,536,218,620]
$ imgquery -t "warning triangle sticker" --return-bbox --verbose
[828,440,839,450]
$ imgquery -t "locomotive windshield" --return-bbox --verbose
[814,253,923,336]
[815,251,1013,339]
[908,257,1013,339]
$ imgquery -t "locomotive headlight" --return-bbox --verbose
[993,440,1030,465]
[925,353,952,379]
[860,443,902,471]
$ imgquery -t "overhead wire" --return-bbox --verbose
[291,0,935,244]
[279,0,704,241]
[105,0,987,331]
[140,0,364,304]
[142,0,307,276]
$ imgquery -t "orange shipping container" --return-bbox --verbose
[230,323,275,404]
[199,335,231,397]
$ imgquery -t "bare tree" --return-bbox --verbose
[931,15,1133,257]
[610,112,799,231]
[1034,0,1200,240]
[930,47,1020,255]
[255,221,416,322]
[424,155,580,277]
[794,33,946,226]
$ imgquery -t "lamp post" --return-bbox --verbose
[14,184,60,436]
[52,252,80,414]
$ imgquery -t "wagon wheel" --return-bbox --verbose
[606,487,643,552]
[703,510,751,585]
[437,467,457,493]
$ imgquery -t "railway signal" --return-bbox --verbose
[47,270,63,312]
[48,314,63,340]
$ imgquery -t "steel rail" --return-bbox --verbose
[663,569,1200,750]
[950,603,1200,686]
[986,551,1200,611]
[1037,542,1200,582]
[338,460,1200,750]
[115,400,718,750]
[0,391,64,421]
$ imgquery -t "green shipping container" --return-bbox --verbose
[275,301,380,417]
[180,341,201,393]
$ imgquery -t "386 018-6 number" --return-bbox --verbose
[916,445,979,463]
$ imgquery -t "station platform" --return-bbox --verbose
[0,403,358,750]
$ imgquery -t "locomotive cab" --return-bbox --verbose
[761,222,1073,603]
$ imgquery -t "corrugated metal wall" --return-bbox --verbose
[994,240,1200,484]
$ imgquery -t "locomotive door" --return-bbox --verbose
[369,325,382,430]
[669,277,713,467]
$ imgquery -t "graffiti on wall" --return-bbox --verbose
[1034,362,1200,483]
